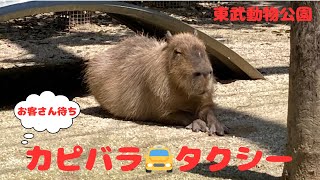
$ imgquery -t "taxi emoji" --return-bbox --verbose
[145,145,173,173]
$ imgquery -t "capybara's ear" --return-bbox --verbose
[165,31,173,42]
[193,30,198,36]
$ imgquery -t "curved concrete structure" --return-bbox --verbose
[0,1,264,80]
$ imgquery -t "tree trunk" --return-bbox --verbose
[283,2,320,179]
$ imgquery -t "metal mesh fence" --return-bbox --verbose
[53,1,215,28]
[55,11,92,28]
[140,1,197,8]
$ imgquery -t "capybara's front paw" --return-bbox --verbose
[207,120,229,136]
[186,119,209,132]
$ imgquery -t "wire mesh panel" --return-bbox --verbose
[68,11,92,27]
[55,11,92,28]
[132,1,197,8]
[52,1,216,29]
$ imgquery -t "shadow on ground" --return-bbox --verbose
[0,62,88,108]
[81,103,286,156]
[257,66,288,75]
[0,14,128,65]
[0,13,127,107]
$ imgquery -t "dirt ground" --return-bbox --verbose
[0,3,290,180]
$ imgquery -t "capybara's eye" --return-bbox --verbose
[193,72,202,77]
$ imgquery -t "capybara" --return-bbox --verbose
[85,30,229,136]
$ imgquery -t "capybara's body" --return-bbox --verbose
[85,31,228,136]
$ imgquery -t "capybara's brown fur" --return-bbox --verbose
[85,31,228,136]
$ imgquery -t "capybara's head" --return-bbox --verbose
[164,31,214,96]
